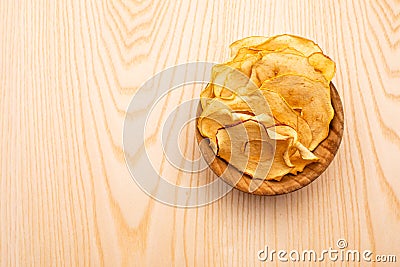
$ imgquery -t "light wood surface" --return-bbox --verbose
[1,0,400,266]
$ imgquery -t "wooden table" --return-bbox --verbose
[1,0,399,266]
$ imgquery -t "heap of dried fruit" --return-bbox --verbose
[198,34,335,181]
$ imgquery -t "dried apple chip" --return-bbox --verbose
[232,46,303,62]
[308,52,336,82]
[261,74,334,150]
[254,34,323,57]
[288,151,319,175]
[232,47,261,62]
[209,60,256,101]
[229,36,269,57]
[267,125,318,167]
[198,99,253,152]
[215,120,278,180]
[200,83,214,110]
[252,52,327,85]
[260,90,312,148]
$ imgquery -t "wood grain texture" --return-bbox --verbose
[1,0,400,266]
[196,83,345,196]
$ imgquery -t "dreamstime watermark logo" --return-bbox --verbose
[257,238,397,263]
[123,62,274,207]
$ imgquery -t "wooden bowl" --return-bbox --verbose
[195,83,344,195]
